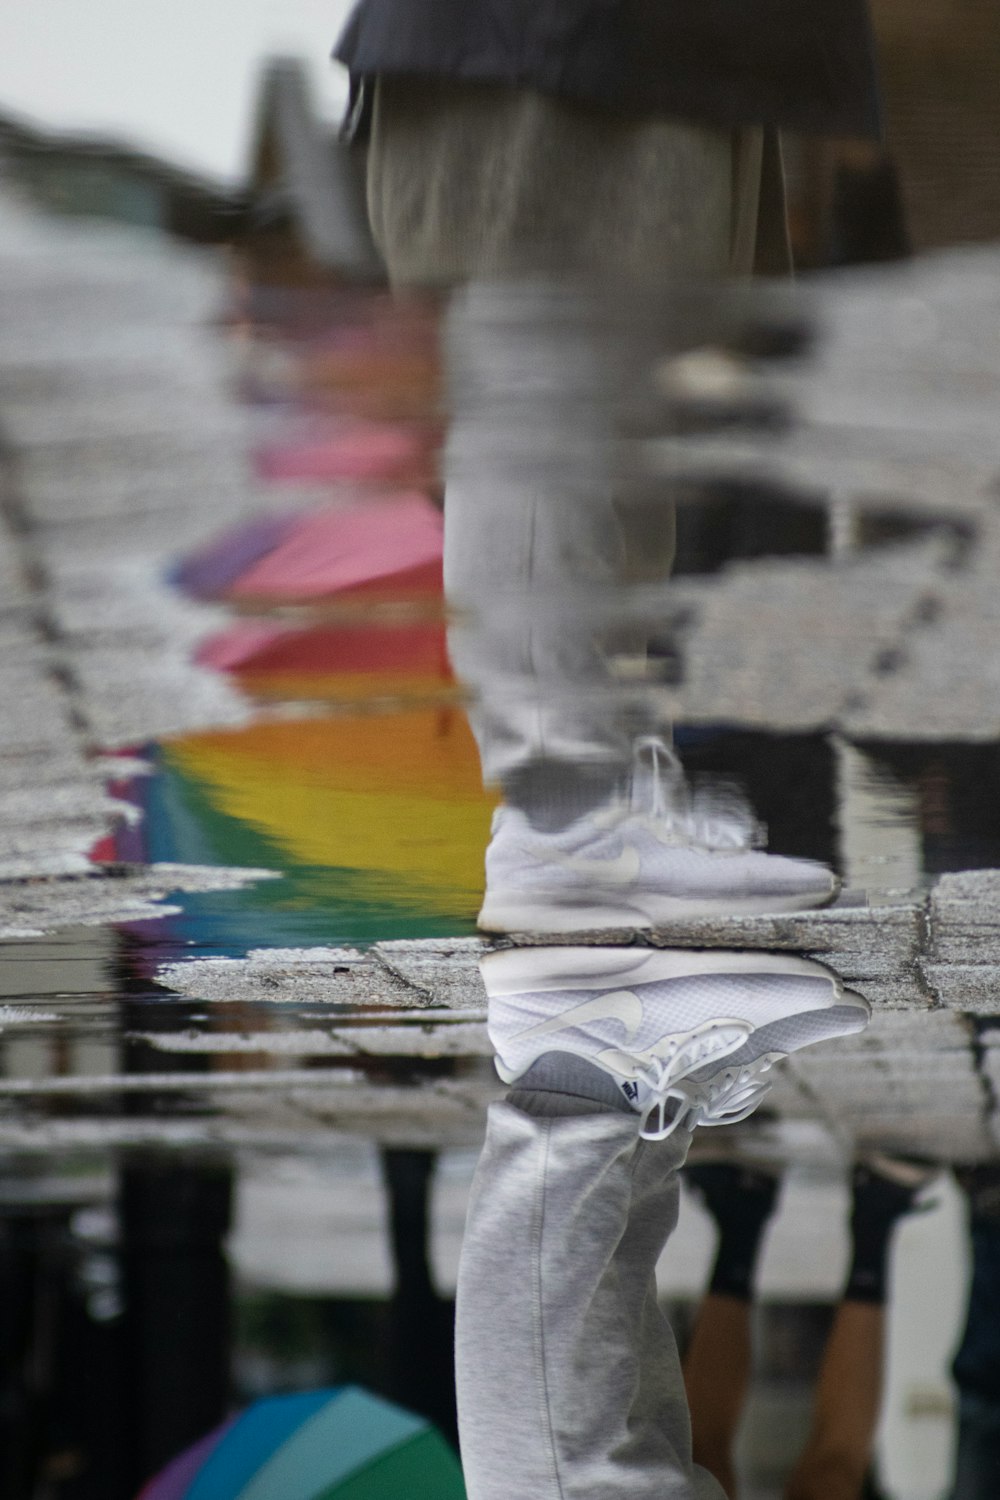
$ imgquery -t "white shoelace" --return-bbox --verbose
[628,735,765,852]
[638,1051,785,1141]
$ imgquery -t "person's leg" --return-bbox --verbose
[455,1083,727,1500]
[682,1163,782,1498]
[442,280,670,799]
[784,1157,936,1500]
[367,77,736,800]
[784,1300,885,1500]
[460,941,870,1500]
[366,79,740,288]
[682,1297,750,1500]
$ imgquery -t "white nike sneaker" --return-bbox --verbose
[479,739,838,933]
[482,945,869,1140]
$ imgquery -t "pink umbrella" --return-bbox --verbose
[170,513,299,600]
[227,492,443,604]
[254,418,433,485]
[195,620,290,672]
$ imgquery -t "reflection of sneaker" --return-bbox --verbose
[478,739,838,934]
[679,985,871,1138]
[482,946,869,1141]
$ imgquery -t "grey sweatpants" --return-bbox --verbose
[368,78,763,285]
[365,78,757,1498]
[369,77,762,784]
[442,279,677,782]
[455,1090,726,1500]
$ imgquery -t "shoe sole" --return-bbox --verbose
[481,944,842,997]
[477,876,841,935]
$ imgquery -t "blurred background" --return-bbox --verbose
[0,4,999,1500]
[0,2,355,183]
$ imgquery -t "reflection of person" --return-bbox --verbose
[949,1167,1000,1500]
[682,1156,936,1500]
[331,0,871,930]
[331,8,881,1498]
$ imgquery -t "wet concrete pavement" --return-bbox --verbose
[3,178,1000,1173]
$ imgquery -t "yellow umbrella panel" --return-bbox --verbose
[164,709,497,916]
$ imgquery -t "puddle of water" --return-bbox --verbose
[107,713,495,955]
[5,241,1000,1500]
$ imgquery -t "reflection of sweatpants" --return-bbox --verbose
[367,77,762,786]
[455,1091,726,1500]
[443,280,678,783]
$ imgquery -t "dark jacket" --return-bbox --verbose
[333,0,881,139]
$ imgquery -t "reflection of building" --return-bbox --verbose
[1,55,382,284]
[0,109,244,242]
[245,58,381,285]
[872,0,1000,250]
[786,0,1000,266]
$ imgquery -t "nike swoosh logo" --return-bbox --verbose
[545,845,641,886]
[519,990,644,1045]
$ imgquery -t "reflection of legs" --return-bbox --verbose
[443,282,675,800]
[784,1302,884,1500]
[455,1090,726,1500]
[785,1158,932,1500]
[683,1163,781,1498]
[950,1169,1000,1500]
[683,1297,750,1500]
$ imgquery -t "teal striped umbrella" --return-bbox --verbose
[138,1387,466,1500]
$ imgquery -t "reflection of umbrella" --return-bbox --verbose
[94,709,496,956]
[231,493,441,604]
[174,494,443,607]
[196,618,453,703]
[138,1386,465,1499]
[166,709,493,905]
[170,514,298,600]
[254,418,435,487]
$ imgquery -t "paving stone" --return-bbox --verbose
[0,671,76,752]
[669,539,952,731]
[66,646,252,747]
[921,964,1000,1014]
[129,1020,492,1061]
[156,946,476,1010]
[844,587,1000,740]
[0,864,278,939]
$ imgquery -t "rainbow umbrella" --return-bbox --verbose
[196,617,453,703]
[254,418,435,487]
[170,514,299,600]
[137,1386,465,1500]
[174,494,442,608]
[165,709,494,912]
